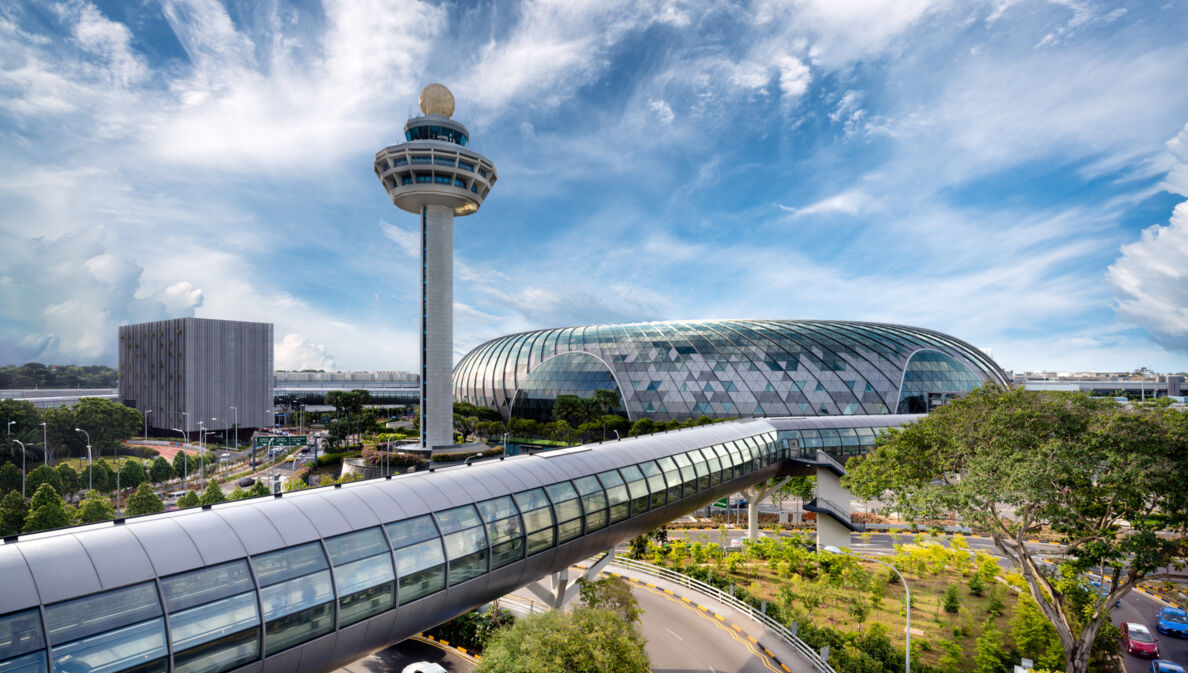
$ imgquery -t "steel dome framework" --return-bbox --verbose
[454,319,1008,422]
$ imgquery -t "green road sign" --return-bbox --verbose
[254,435,307,448]
[711,497,729,509]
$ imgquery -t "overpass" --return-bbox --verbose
[0,415,916,673]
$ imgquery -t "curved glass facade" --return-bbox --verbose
[511,352,623,421]
[454,319,1008,422]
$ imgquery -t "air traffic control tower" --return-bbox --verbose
[374,84,497,448]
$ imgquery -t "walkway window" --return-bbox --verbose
[710,444,733,481]
[572,476,608,532]
[725,443,746,479]
[514,488,555,555]
[252,543,334,654]
[0,608,46,673]
[325,528,396,627]
[386,515,446,605]
[673,452,699,494]
[619,464,650,516]
[477,496,525,570]
[45,582,167,673]
[656,456,682,502]
[435,505,489,586]
[597,470,631,523]
[160,561,260,673]
[639,460,668,509]
[545,481,584,543]
[689,449,713,489]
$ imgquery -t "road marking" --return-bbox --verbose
[665,627,684,641]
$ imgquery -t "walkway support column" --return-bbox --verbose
[814,466,852,550]
[523,551,615,611]
[739,477,792,540]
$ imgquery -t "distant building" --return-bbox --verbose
[1009,370,1183,399]
[118,318,273,438]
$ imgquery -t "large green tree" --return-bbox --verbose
[26,465,62,496]
[76,490,115,524]
[125,482,163,516]
[149,456,174,483]
[198,480,226,505]
[0,464,19,494]
[592,389,622,439]
[0,399,41,464]
[119,459,147,490]
[475,607,649,673]
[0,490,28,536]
[72,397,142,457]
[56,463,80,494]
[23,483,70,533]
[844,386,1188,673]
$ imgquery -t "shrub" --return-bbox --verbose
[943,584,961,613]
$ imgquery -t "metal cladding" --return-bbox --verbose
[0,417,900,673]
[453,319,1009,422]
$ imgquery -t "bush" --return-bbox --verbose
[475,608,648,673]
[943,584,961,613]
[968,571,986,596]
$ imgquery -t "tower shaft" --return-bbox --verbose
[421,205,454,449]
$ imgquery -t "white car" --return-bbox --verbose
[401,663,447,673]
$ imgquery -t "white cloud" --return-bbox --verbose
[1107,202,1188,354]
[275,332,337,371]
[781,189,870,217]
[649,98,675,124]
[774,53,811,100]
[381,221,420,258]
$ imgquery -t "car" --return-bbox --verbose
[1156,607,1188,638]
[237,477,256,488]
[1121,622,1160,658]
[1150,660,1186,673]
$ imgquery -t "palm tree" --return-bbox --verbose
[592,389,622,440]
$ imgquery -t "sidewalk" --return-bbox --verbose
[595,560,825,673]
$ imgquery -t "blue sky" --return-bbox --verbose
[1,0,1186,374]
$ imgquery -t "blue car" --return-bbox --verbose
[1149,660,1185,673]
[1156,607,1188,638]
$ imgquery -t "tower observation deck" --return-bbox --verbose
[374,84,497,448]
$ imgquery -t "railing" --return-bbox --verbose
[804,497,859,530]
[601,555,836,673]
[815,450,847,474]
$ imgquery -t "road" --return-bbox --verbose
[1114,599,1188,673]
[334,637,474,673]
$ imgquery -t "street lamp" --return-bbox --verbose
[6,421,14,464]
[74,428,92,491]
[13,440,26,498]
[143,409,151,440]
[230,406,238,450]
[40,422,47,466]
[824,545,911,673]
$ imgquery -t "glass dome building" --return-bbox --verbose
[453,320,1008,422]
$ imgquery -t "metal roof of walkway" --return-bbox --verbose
[0,415,914,673]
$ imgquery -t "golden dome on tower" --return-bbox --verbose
[419,83,455,117]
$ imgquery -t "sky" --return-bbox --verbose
[1,0,1186,375]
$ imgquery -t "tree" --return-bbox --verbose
[590,389,622,440]
[552,395,584,430]
[943,584,961,613]
[578,576,642,622]
[125,483,163,516]
[89,459,114,492]
[968,571,986,597]
[23,483,70,533]
[76,490,115,524]
[627,418,655,437]
[71,397,141,457]
[475,608,649,673]
[199,480,226,505]
[0,490,28,536]
[172,451,193,481]
[844,386,1188,673]
[1012,595,1064,671]
[149,456,174,483]
[0,464,19,494]
[25,465,62,496]
[57,463,80,494]
[177,491,201,509]
[246,480,271,498]
[974,620,1008,673]
[226,487,247,501]
[0,399,41,463]
[119,460,147,490]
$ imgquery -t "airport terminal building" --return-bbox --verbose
[454,319,1008,423]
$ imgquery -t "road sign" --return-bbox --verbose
[254,435,307,448]
[711,497,729,509]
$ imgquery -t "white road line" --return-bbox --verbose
[665,628,684,641]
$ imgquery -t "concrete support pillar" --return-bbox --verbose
[815,466,852,551]
[523,551,615,611]
[421,204,454,449]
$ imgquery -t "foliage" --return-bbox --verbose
[0,490,28,536]
[25,465,62,496]
[149,457,175,483]
[76,490,115,524]
[1010,595,1064,671]
[246,480,271,498]
[88,458,114,492]
[226,487,247,501]
[198,480,226,505]
[475,608,649,673]
[937,639,964,673]
[967,571,985,597]
[578,576,642,623]
[0,463,20,494]
[177,491,201,509]
[119,459,147,490]
[125,482,164,516]
[57,463,80,494]
[425,608,515,653]
[943,584,961,613]
[843,386,1188,673]
[0,363,117,389]
[66,397,143,457]
[23,482,70,533]
[973,620,1008,673]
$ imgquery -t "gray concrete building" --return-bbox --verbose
[374,83,497,449]
[118,318,273,438]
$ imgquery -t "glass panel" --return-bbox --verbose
[258,570,334,654]
[335,556,396,627]
[0,610,43,661]
[0,651,45,673]
[398,565,445,606]
[447,551,487,586]
[513,488,550,513]
[169,592,259,673]
[520,507,553,533]
[573,476,607,531]
[596,471,630,523]
[51,619,166,673]
[435,505,483,535]
[252,543,329,588]
[557,518,582,543]
[46,583,162,646]
[161,561,254,613]
[526,528,554,556]
[325,528,390,567]
[172,627,257,673]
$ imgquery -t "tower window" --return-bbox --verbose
[402,175,413,185]
[454,178,466,188]
[477,168,489,178]
[411,155,432,165]
[416,174,432,183]
[434,157,455,167]
[393,157,408,167]
[434,175,451,185]
[457,160,474,172]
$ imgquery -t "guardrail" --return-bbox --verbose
[602,555,836,673]
[815,450,847,474]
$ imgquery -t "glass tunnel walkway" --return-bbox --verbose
[0,415,914,673]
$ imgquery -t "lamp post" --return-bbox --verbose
[6,421,13,466]
[230,406,238,450]
[143,409,151,440]
[40,422,47,466]
[211,418,219,448]
[198,421,205,486]
[13,439,26,498]
[824,545,910,673]
[74,428,92,491]
[171,428,188,488]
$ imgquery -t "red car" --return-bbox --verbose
[1121,622,1160,658]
